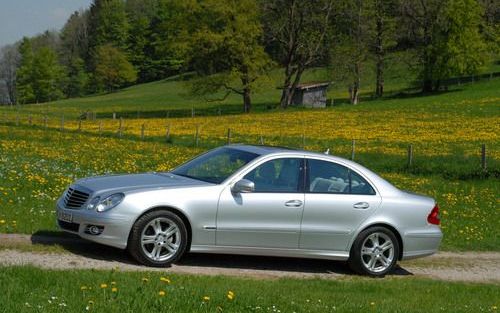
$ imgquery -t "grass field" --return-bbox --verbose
[0,80,498,251]
[0,266,498,313]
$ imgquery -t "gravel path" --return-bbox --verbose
[0,234,499,283]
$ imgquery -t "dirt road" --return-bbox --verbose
[0,234,498,283]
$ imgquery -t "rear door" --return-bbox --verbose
[300,158,381,251]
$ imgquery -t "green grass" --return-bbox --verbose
[5,57,499,119]
[0,266,498,313]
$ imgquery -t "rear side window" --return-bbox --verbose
[307,159,375,195]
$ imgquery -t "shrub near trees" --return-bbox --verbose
[0,0,497,109]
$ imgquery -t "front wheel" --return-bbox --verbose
[128,210,188,267]
[348,227,399,276]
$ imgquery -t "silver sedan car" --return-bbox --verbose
[56,145,442,276]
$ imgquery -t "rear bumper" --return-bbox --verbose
[401,229,443,260]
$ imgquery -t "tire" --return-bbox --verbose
[128,210,188,267]
[348,226,399,277]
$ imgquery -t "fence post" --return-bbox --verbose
[260,136,264,145]
[165,124,171,142]
[60,115,64,132]
[227,128,231,144]
[141,123,145,140]
[195,125,200,147]
[191,107,195,118]
[302,134,306,149]
[98,121,102,135]
[481,144,487,171]
[28,115,32,126]
[118,117,123,138]
[78,119,82,132]
[44,115,48,129]
[15,114,19,126]
[351,139,355,160]
[113,112,116,120]
[407,144,413,167]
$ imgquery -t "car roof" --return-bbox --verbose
[230,144,330,158]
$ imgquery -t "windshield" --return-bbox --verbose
[171,147,259,184]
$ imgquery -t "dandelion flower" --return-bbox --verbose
[111,287,118,293]
[158,290,166,297]
[160,277,171,284]
[0,220,5,224]
[142,277,149,283]
[80,286,88,291]
[203,296,210,301]
[100,283,108,289]
[111,281,116,286]
[227,291,235,300]
[370,302,375,306]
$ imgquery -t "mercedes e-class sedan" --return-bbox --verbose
[56,145,442,276]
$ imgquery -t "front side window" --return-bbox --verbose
[244,158,303,193]
[171,147,258,184]
[307,159,375,195]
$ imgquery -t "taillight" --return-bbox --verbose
[427,204,440,225]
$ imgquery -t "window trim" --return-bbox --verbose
[305,158,377,196]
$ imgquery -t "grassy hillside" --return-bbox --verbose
[6,58,500,119]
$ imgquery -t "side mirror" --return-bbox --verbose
[231,179,255,193]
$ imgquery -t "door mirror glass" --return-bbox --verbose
[231,179,255,193]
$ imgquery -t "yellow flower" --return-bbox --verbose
[227,291,235,300]
[203,296,210,301]
[111,287,118,293]
[80,286,87,291]
[158,290,166,297]
[142,277,149,283]
[100,283,108,289]
[160,277,171,284]
[0,220,5,224]
[88,300,94,305]
[370,302,375,306]
[111,281,116,286]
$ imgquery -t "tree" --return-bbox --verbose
[263,0,334,108]
[65,57,88,97]
[369,0,397,97]
[60,10,90,66]
[0,44,20,104]
[16,38,36,104]
[400,0,488,91]
[94,44,137,92]
[87,0,129,69]
[32,47,66,102]
[189,0,272,113]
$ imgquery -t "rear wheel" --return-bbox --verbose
[128,210,188,267]
[348,226,399,276]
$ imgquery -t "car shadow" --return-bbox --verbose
[30,231,413,277]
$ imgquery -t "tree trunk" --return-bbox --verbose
[243,87,251,113]
[350,63,361,105]
[374,15,384,98]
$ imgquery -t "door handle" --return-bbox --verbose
[353,202,370,209]
[285,200,303,207]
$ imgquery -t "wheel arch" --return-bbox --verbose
[127,206,193,252]
[350,223,404,260]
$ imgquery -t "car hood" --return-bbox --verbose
[73,172,211,195]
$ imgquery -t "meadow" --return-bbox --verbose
[0,77,498,251]
[0,266,498,313]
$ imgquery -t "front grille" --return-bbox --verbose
[58,220,80,232]
[64,187,90,209]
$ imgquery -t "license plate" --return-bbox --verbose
[58,211,73,223]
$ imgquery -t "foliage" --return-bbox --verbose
[15,38,36,104]
[65,58,89,98]
[189,0,273,113]
[94,45,137,92]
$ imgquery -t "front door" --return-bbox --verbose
[216,157,304,248]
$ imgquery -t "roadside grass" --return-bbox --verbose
[0,266,498,313]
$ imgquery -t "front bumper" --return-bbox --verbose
[56,200,132,249]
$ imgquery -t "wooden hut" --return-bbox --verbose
[291,82,330,108]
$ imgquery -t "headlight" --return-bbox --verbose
[87,193,124,212]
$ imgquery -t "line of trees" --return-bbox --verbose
[0,0,498,110]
